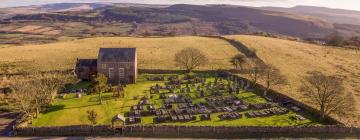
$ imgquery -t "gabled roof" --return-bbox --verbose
[98,48,136,62]
[76,59,97,67]
[112,114,126,123]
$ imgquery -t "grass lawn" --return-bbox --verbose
[32,74,321,127]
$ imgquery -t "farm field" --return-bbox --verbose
[32,74,320,127]
[224,35,360,119]
[0,36,239,74]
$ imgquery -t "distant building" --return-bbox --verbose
[75,48,137,85]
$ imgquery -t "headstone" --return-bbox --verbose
[228,87,233,94]
[76,93,82,98]
[245,81,250,91]
[201,78,206,86]
[197,86,201,91]
[206,85,210,91]
[155,88,160,94]
[150,88,154,94]
[240,80,244,89]
[180,88,185,93]
[186,87,191,93]
[200,90,205,97]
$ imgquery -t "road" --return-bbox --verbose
[0,112,17,137]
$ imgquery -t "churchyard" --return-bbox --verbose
[32,72,321,127]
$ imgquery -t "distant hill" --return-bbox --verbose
[39,3,110,11]
[1,4,343,40]
[165,4,334,38]
[261,6,360,26]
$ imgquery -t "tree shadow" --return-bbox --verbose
[43,104,65,113]
[88,94,114,102]
[204,36,266,66]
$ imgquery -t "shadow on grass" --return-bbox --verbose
[43,104,65,114]
[88,95,113,102]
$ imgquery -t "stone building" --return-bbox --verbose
[75,48,137,85]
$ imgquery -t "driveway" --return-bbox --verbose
[0,112,17,137]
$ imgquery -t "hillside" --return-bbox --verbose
[0,4,340,43]
[0,36,239,76]
[225,35,360,118]
[262,6,360,25]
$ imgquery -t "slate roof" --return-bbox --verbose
[76,59,97,67]
[98,48,136,62]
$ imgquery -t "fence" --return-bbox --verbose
[15,125,114,136]
[16,125,360,138]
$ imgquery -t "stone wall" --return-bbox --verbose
[16,125,360,138]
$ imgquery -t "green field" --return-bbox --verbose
[32,74,320,127]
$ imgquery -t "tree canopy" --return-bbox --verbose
[175,47,208,73]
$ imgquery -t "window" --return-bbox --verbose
[125,63,130,69]
[108,68,114,79]
[119,68,125,79]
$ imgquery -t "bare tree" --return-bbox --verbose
[230,54,247,70]
[87,110,98,125]
[299,71,355,122]
[32,73,75,117]
[91,73,109,104]
[262,64,287,96]
[248,66,263,87]
[9,80,37,120]
[10,73,75,119]
[175,48,208,73]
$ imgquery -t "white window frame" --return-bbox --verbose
[119,68,125,79]
[108,68,114,79]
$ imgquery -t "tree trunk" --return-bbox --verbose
[264,88,269,97]
[186,69,192,73]
[36,107,39,118]
[35,99,39,118]
[99,92,102,104]
[320,106,325,122]
[264,81,270,96]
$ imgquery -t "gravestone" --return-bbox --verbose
[155,88,160,94]
[236,87,240,94]
[200,90,205,97]
[197,86,201,91]
[228,87,233,94]
[201,78,206,86]
[186,87,191,93]
[239,80,244,88]
[180,88,185,93]
[76,93,82,98]
[206,85,210,91]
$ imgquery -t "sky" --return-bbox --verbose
[0,0,360,11]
